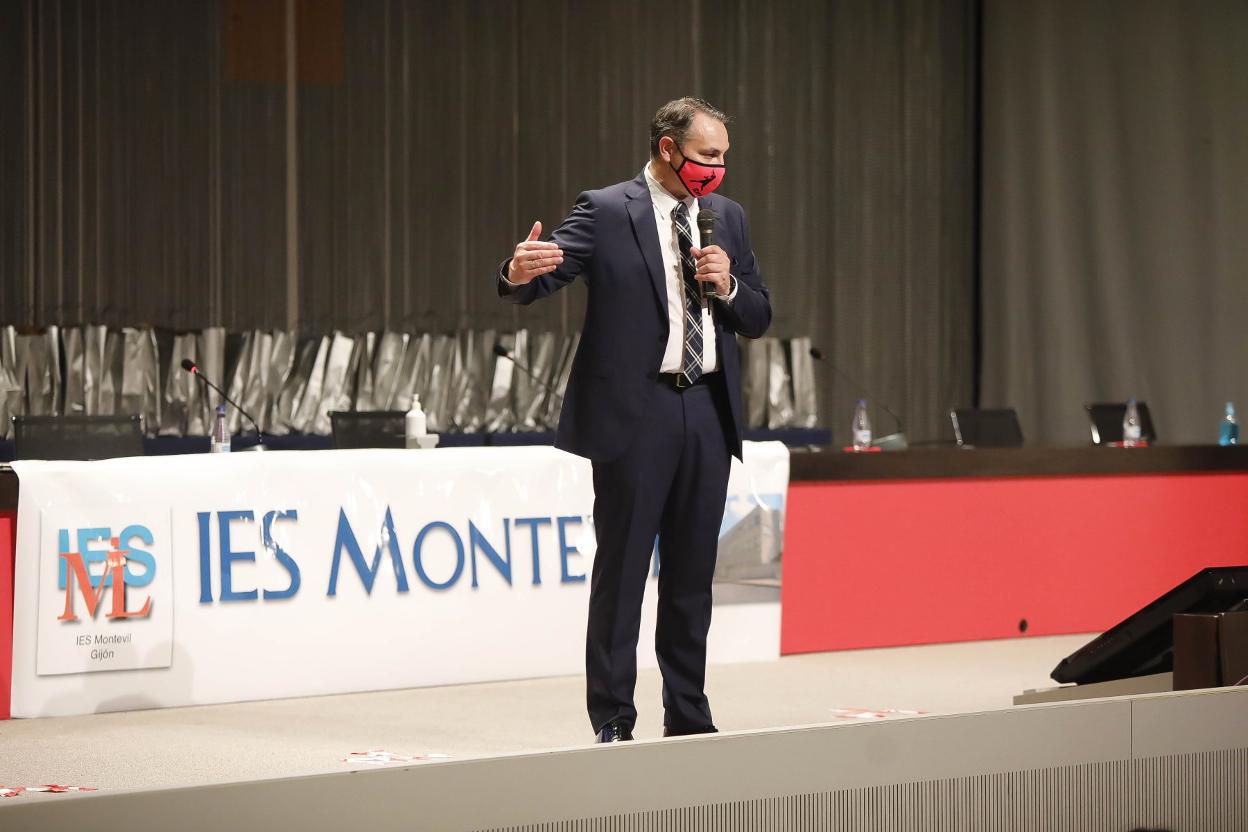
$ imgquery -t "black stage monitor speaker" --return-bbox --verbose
[1051,566,1248,685]
[329,410,407,449]
[13,414,145,461]
[1086,401,1157,445]
[950,407,1024,448]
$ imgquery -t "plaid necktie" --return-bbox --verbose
[672,201,703,385]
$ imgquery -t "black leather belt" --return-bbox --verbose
[656,372,712,390]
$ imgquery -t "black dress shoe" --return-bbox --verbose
[662,724,718,738]
[596,720,634,743]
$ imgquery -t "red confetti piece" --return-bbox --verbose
[1,786,26,799]
[26,784,98,794]
[829,707,927,722]
[341,750,450,766]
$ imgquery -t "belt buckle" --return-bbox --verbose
[675,374,690,389]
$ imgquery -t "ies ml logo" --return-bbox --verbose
[57,526,156,622]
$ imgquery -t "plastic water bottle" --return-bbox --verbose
[1122,397,1142,447]
[852,399,872,451]
[210,404,231,453]
[405,396,428,448]
[1220,402,1239,446]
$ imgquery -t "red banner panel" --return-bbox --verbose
[781,473,1248,655]
[1,510,16,720]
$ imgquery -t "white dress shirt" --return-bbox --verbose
[503,164,738,375]
[642,163,735,375]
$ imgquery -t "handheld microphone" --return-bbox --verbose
[493,343,565,404]
[181,358,266,448]
[695,208,718,302]
[809,347,907,449]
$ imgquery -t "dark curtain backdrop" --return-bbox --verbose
[0,0,977,444]
[981,0,1248,445]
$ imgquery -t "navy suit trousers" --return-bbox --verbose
[585,373,733,733]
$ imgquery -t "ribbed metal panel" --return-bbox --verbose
[480,748,1247,832]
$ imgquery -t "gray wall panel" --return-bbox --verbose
[981,0,1248,445]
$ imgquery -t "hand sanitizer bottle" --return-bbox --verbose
[406,396,428,448]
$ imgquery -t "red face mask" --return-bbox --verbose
[669,146,725,198]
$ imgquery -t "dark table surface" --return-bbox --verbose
[789,444,1248,482]
[4,444,1248,512]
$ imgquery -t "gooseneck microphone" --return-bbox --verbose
[492,343,565,403]
[809,347,907,446]
[180,358,266,447]
[695,207,718,301]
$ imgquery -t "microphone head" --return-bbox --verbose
[492,343,511,358]
[180,358,198,373]
[696,209,718,236]
[809,347,824,361]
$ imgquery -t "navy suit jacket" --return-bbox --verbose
[498,172,772,463]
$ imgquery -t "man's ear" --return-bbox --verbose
[659,136,677,163]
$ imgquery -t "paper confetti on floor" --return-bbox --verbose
[829,707,928,721]
[342,750,452,767]
[0,784,98,798]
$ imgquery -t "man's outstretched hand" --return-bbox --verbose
[507,221,564,285]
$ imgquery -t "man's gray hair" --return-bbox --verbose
[649,97,730,158]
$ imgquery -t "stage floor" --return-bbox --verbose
[0,633,1092,801]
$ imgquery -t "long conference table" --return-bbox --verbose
[3,443,1248,719]
[0,444,789,719]
[781,445,1248,655]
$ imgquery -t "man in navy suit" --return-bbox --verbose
[497,97,772,743]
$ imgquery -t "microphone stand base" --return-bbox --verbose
[872,433,909,452]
